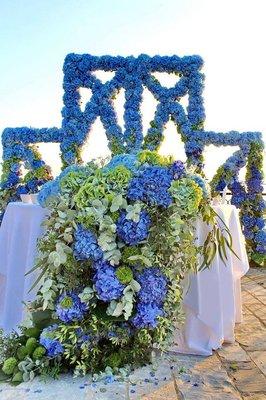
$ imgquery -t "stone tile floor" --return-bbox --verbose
[0,268,265,400]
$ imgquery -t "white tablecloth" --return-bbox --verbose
[173,204,249,355]
[0,202,249,356]
[0,202,48,332]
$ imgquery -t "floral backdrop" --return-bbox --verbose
[0,54,265,264]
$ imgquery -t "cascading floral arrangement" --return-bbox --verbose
[0,151,234,383]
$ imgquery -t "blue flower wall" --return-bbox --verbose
[0,54,265,264]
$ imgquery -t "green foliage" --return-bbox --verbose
[105,352,122,369]
[169,178,203,215]
[17,346,29,361]
[138,150,172,166]
[2,357,18,375]
[24,327,41,338]
[105,166,132,189]
[12,371,23,383]
[32,347,46,360]
[25,338,38,355]
[115,266,133,284]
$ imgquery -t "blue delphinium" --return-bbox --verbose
[74,224,103,261]
[116,210,151,245]
[56,292,88,323]
[127,166,173,207]
[93,261,125,302]
[170,161,186,180]
[39,324,64,357]
[137,268,167,305]
[132,302,164,329]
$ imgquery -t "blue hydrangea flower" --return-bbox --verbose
[243,228,254,240]
[39,324,64,357]
[255,231,266,245]
[93,261,124,302]
[0,172,20,189]
[38,179,60,207]
[189,174,208,197]
[131,302,164,328]
[241,215,256,229]
[116,210,151,245]
[16,185,28,195]
[104,154,137,173]
[137,268,167,305]
[215,180,226,192]
[74,224,103,261]
[127,166,173,207]
[256,244,266,254]
[56,292,88,323]
[170,161,186,180]
[255,218,265,230]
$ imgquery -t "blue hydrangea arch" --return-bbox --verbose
[0,53,265,264]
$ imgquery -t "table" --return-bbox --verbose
[173,204,249,355]
[0,202,48,332]
[0,202,249,356]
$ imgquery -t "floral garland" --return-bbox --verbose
[0,151,235,382]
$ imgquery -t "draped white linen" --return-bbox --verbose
[0,202,47,332]
[0,202,249,356]
[173,204,249,355]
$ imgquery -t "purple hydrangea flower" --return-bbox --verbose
[116,210,151,245]
[56,292,88,323]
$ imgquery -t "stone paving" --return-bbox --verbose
[145,267,266,400]
[0,268,265,400]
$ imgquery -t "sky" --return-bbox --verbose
[0,0,265,179]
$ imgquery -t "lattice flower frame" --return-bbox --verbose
[0,53,265,265]
[62,53,205,159]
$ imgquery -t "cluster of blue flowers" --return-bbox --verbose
[93,260,125,301]
[116,210,151,245]
[127,166,173,207]
[37,164,84,206]
[56,292,88,323]
[39,325,64,358]
[74,224,103,261]
[132,268,167,329]
[1,53,264,264]
[170,160,186,180]
[62,53,204,155]
[104,154,138,173]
